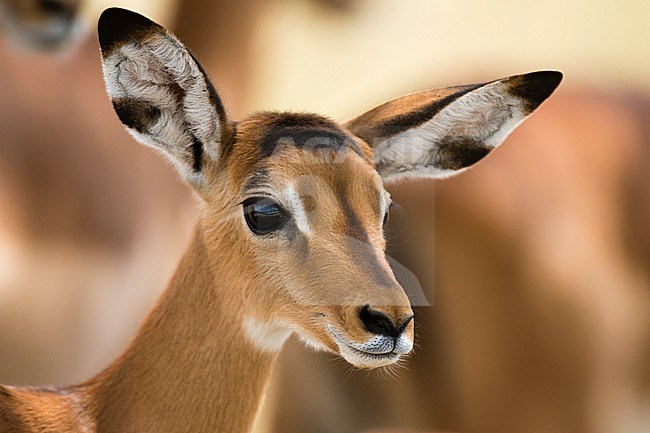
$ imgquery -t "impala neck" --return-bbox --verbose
[84,226,278,433]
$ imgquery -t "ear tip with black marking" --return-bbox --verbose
[98,7,160,55]
[527,70,564,91]
[508,70,563,112]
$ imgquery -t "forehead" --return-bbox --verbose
[228,112,379,192]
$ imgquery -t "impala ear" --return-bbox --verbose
[98,8,230,187]
[345,71,562,183]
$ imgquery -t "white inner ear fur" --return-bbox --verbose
[374,80,527,183]
[102,32,221,183]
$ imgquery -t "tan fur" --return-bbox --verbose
[345,86,469,129]
[0,110,414,433]
[201,120,412,353]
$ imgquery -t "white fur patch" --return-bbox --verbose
[60,388,96,433]
[283,184,312,236]
[373,80,527,183]
[243,317,292,353]
[394,333,414,354]
[101,31,222,184]
[295,331,329,352]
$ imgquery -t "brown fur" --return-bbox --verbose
[346,85,480,144]
[434,137,491,170]
[111,98,161,134]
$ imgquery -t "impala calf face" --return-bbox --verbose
[98,8,561,369]
[218,113,414,367]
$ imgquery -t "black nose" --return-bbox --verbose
[359,305,413,338]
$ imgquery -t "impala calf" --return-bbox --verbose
[0,8,561,433]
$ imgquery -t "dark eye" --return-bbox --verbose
[243,197,287,235]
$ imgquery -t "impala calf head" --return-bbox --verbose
[98,8,561,369]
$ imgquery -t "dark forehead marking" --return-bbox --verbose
[344,238,394,288]
[258,113,363,159]
[339,194,370,243]
[331,174,376,245]
[334,176,392,288]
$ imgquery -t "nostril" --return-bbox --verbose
[396,314,414,334]
[359,305,406,338]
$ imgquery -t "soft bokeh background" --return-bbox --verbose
[0,1,648,432]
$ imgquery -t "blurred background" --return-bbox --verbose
[0,1,648,432]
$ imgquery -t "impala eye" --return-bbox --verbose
[243,197,287,235]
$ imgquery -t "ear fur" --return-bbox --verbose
[98,7,229,186]
[345,71,563,183]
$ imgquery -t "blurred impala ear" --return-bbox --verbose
[98,7,230,187]
[345,71,562,183]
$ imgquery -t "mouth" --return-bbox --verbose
[327,325,402,368]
